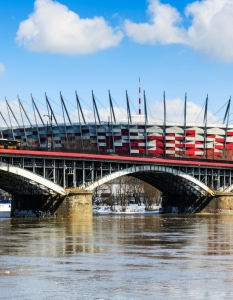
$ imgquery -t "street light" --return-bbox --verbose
[43,114,52,151]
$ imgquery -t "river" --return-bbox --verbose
[1,213,233,299]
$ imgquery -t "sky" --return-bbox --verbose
[0,0,233,125]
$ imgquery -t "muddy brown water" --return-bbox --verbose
[1,213,233,299]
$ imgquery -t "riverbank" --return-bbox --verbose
[93,203,161,214]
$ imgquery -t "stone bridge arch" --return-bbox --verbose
[83,165,215,197]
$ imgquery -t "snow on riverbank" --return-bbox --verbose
[93,204,161,214]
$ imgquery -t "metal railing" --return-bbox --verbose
[4,145,233,164]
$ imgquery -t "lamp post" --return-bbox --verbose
[43,114,52,151]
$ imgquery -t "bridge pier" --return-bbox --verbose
[202,192,233,214]
[161,195,198,213]
[56,189,92,217]
[11,189,92,218]
[162,192,233,214]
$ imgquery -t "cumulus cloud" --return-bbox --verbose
[186,0,233,61]
[16,0,123,55]
[125,0,186,44]
[125,0,233,62]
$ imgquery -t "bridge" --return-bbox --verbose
[1,149,233,216]
[1,90,233,216]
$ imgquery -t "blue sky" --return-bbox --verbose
[0,0,233,125]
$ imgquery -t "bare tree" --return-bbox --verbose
[142,182,161,211]
[220,148,233,161]
[92,174,161,211]
[115,176,161,210]
[115,176,130,211]
[21,138,39,148]
[61,137,98,153]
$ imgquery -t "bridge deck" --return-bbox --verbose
[0,149,233,168]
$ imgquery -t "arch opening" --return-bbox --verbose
[83,165,215,197]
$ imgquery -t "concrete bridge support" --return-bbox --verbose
[11,189,92,218]
[161,195,198,213]
[56,189,92,217]
[161,192,233,214]
[202,192,233,214]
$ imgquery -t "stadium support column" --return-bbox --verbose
[109,90,116,153]
[0,112,9,136]
[76,91,86,151]
[60,92,73,149]
[163,92,166,158]
[6,98,17,140]
[203,95,208,159]
[60,92,68,147]
[45,93,58,126]
[92,91,100,153]
[184,93,187,157]
[223,97,231,150]
[76,91,86,124]
[31,94,44,147]
[18,96,33,146]
[109,90,116,123]
[126,91,132,156]
[18,96,27,145]
[45,93,59,149]
[144,91,148,156]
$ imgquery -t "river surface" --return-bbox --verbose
[1,213,233,299]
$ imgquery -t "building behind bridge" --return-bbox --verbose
[3,119,232,159]
[1,92,232,159]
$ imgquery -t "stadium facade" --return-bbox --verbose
[1,92,232,159]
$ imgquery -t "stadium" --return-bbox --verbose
[0,91,232,159]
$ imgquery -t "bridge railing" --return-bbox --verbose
[5,146,233,165]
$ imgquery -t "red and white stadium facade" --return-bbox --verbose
[1,91,231,159]
[2,119,231,158]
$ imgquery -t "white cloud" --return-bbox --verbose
[125,0,186,44]
[79,107,128,123]
[0,100,30,128]
[149,98,218,124]
[125,0,233,62]
[186,0,233,61]
[16,0,123,55]
[0,62,5,73]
